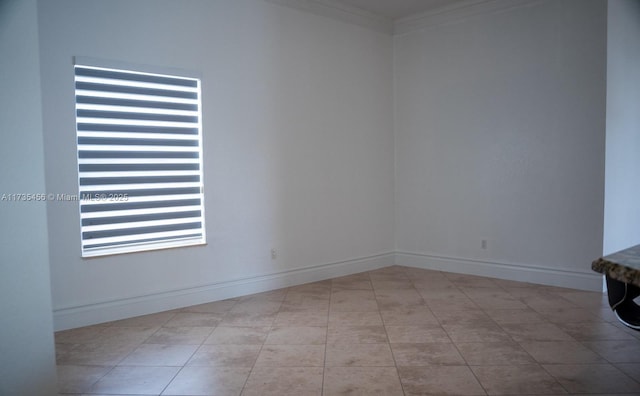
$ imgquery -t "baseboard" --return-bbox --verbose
[53,250,603,330]
[53,252,393,331]
[395,251,602,292]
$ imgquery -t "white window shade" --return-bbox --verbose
[75,63,206,257]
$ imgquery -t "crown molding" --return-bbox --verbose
[262,0,394,35]
[394,0,546,36]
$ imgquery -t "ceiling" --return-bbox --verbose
[334,0,471,20]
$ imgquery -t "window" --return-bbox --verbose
[74,60,205,257]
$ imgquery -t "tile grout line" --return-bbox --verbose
[423,271,491,396]
[237,289,283,396]
[56,266,637,395]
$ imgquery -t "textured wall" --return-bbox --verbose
[394,0,607,289]
[38,0,394,328]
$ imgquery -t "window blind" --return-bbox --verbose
[75,63,205,257]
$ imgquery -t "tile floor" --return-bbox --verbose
[55,266,640,395]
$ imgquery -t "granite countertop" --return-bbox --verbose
[592,244,640,288]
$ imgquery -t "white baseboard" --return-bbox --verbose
[53,252,393,331]
[53,250,604,330]
[396,251,602,292]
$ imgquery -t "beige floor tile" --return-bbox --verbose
[331,289,377,300]
[532,285,575,293]
[463,289,528,310]
[287,280,332,294]
[330,290,380,312]
[432,309,495,326]
[97,326,159,345]
[230,300,283,314]
[583,340,640,363]
[461,288,513,299]
[204,326,270,345]
[411,279,458,291]
[522,293,576,311]
[61,392,141,394]
[493,278,538,288]
[145,326,213,345]
[57,364,112,393]
[265,326,327,344]
[417,287,468,299]
[500,322,575,342]
[162,312,224,327]
[331,281,373,292]
[238,289,287,302]
[55,267,620,396]
[55,325,108,344]
[323,366,404,396]
[473,295,529,310]
[331,280,373,292]
[443,322,511,343]
[519,341,605,364]
[391,342,465,366]
[404,269,448,281]
[483,308,547,325]
[501,284,542,296]
[422,293,480,312]
[536,307,605,323]
[220,312,278,327]
[374,289,425,310]
[120,344,198,366]
[379,307,439,325]
[552,290,609,308]
[371,279,415,290]
[273,309,328,326]
[556,321,637,341]
[446,273,500,289]
[255,344,325,367]
[456,341,535,365]
[610,321,640,340]
[331,273,371,283]
[327,326,388,344]
[186,344,261,367]
[325,343,395,366]
[56,343,135,366]
[328,311,384,327]
[591,306,619,322]
[280,295,330,312]
[179,299,238,313]
[615,362,640,382]
[89,366,180,395]
[331,275,373,291]
[398,365,486,395]
[241,366,323,396]
[108,312,176,327]
[471,364,565,395]
[543,363,640,394]
[162,366,250,396]
[386,325,450,343]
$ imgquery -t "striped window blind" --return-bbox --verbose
[75,62,205,257]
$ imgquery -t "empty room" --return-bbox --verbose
[2,0,640,395]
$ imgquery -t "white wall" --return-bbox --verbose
[0,0,58,394]
[394,0,607,290]
[603,0,640,255]
[38,0,394,329]
[38,0,616,330]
